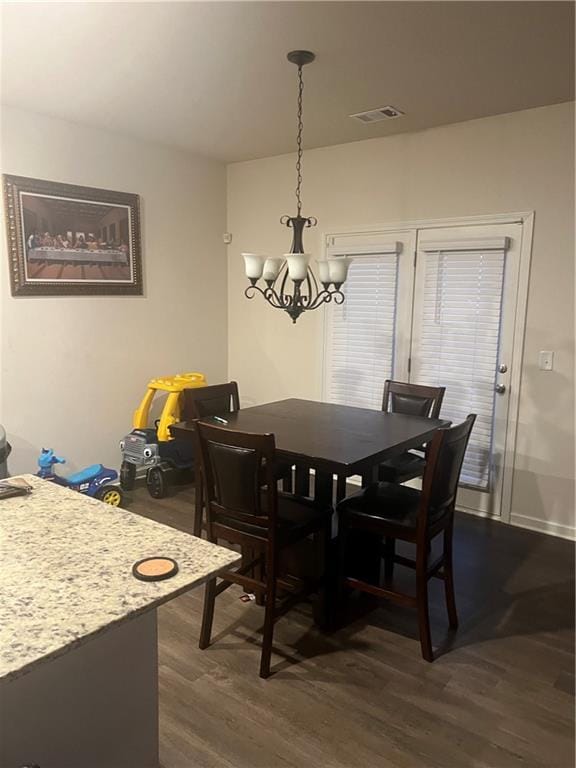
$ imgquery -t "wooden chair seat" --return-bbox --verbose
[217,491,330,541]
[338,481,446,537]
[377,450,426,484]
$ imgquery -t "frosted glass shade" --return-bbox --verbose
[242,253,265,280]
[316,260,330,284]
[262,257,284,281]
[328,257,351,285]
[285,253,311,281]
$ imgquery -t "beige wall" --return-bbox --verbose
[1,106,227,474]
[227,102,575,537]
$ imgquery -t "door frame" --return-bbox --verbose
[320,211,535,524]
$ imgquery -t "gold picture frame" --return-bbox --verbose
[3,174,142,296]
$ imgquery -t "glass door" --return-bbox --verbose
[409,223,523,516]
[323,230,416,408]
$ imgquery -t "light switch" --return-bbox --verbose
[538,351,554,371]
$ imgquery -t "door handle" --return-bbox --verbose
[495,384,506,394]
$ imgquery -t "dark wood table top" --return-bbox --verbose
[171,398,446,475]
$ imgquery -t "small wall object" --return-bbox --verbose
[3,174,142,296]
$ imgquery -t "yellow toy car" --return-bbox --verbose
[120,372,206,498]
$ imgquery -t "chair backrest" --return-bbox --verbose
[193,420,277,543]
[419,414,476,529]
[382,380,445,419]
[183,381,240,421]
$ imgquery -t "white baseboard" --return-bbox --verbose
[510,512,576,541]
[445,506,574,541]
[456,505,500,521]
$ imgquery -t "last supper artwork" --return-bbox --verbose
[4,175,142,296]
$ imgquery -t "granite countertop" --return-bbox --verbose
[0,475,240,683]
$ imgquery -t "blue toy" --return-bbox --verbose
[37,449,124,506]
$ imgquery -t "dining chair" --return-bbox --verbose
[183,381,293,535]
[378,379,446,484]
[193,420,333,678]
[183,380,241,420]
[182,382,241,536]
[337,414,476,661]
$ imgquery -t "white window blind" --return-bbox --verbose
[411,247,507,489]
[325,254,399,410]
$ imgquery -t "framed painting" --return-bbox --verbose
[3,174,142,296]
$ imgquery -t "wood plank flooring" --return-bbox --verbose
[130,484,575,768]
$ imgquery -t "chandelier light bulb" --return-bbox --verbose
[242,253,265,280]
[316,260,330,284]
[262,257,285,282]
[286,253,311,282]
[327,257,351,285]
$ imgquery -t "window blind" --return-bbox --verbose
[325,255,399,410]
[411,248,506,489]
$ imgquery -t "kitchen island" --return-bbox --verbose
[0,475,240,768]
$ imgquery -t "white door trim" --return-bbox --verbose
[320,211,535,525]
[499,212,534,524]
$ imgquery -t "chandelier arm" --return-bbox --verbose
[244,284,283,309]
[305,288,332,311]
[264,285,284,307]
[299,271,312,307]
[308,266,320,295]
[278,263,290,301]
[298,267,314,308]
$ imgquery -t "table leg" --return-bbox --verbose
[294,463,310,497]
[194,469,204,537]
[309,470,337,628]
[314,470,334,508]
[281,468,294,494]
[361,464,379,487]
[336,474,348,503]
[344,464,381,604]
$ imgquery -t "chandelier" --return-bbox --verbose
[242,50,351,323]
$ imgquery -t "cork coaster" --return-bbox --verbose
[132,557,179,582]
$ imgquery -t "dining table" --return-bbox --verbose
[172,397,446,506]
[171,397,447,624]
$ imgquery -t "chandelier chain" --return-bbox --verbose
[295,64,304,215]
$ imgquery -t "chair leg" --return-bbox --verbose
[193,471,204,538]
[259,563,277,679]
[255,550,265,606]
[416,549,433,662]
[443,525,458,630]
[199,578,216,650]
[336,518,350,622]
[383,537,395,584]
[281,470,293,494]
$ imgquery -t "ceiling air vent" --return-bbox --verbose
[350,106,404,124]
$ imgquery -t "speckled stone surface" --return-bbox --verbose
[0,475,240,683]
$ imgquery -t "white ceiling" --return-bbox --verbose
[2,1,574,162]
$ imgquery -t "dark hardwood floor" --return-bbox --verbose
[130,483,575,768]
